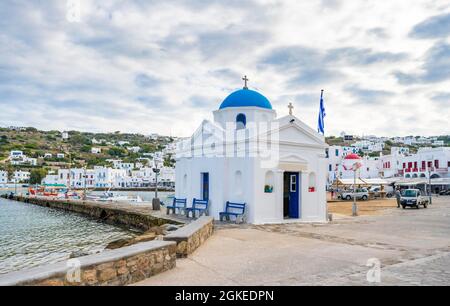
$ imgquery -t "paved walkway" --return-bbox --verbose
[136,197,450,286]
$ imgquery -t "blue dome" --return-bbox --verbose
[219,89,272,110]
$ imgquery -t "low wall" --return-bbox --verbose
[7,195,181,231]
[0,240,176,286]
[164,216,214,257]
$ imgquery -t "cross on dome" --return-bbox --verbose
[242,75,249,89]
[288,102,294,115]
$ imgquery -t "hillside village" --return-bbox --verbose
[0,126,449,189]
[0,126,177,188]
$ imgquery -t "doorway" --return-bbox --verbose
[283,172,300,219]
[201,173,209,201]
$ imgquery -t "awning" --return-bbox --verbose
[430,178,450,185]
[395,179,428,186]
[361,178,390,185]
[334,178,370,186]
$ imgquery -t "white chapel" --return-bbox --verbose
[175,78,329,224]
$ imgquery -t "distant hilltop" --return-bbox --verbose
[0,127,176,170]
[325,134,449,156]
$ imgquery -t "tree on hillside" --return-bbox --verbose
[29,168,48,185]
[108,147,127,157]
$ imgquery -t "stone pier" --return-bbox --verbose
[3,194,183,231]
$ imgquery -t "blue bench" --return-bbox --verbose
[166,198,187,215]
[219,201,246,223]
[185,198,209,218]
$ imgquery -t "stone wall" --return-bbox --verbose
[164,216,214,257]
[0,241,176,286]
[8,195,181,231]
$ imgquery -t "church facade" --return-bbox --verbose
[175,80,328,224]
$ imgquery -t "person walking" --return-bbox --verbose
[395,187,401,208]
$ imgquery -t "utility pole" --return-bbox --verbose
[428,155,433,205]
[83,166,87,201]
[352,168,358,216]
[14,173,17,195]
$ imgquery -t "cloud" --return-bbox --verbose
[0,0,449,137]
[344,84,395,104]
[325,47,407,65]
[410,12,450,39]
[367,27,389,39]
[259,45,406,87]
[394,42,450,84]
[430,92,450,108]
[134,73,162,88]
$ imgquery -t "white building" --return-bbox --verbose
[401,147,450,179]
[148,133,159,140]
[62,131,69,140]
[327,146,380,183]
[0,170,7,185]
[379,147,405,178]
[175,84,328,224]
[91,147,102,154]
[42,174,59,185]
[13,170,30,183]
[94,167,127,188]
[126,146,141,153]
[9,150,37,166]
[62,169,97,188]
[10,150,24,159]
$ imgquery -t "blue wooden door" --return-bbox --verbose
[202,173,209,201]
[288,172,299,218]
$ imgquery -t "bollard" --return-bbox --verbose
[152,198,161,211]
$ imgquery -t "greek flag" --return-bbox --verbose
[317,90,326,135]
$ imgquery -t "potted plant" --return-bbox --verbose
[264,185,273,193]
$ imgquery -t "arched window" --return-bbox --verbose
[236,113,246,129]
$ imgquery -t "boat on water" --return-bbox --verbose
[85,188,144,203]
[28,184,80,199]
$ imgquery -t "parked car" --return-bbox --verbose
[339,188,369,201]
[369,186,394,198]
[439,190,450,196]
[400,189,429,209]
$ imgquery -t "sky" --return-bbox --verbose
[0,0,449,137]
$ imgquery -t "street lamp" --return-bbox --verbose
[427,155,433,205]
[152,163,161,210]
[343,153,363,217]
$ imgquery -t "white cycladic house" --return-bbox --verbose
[0,170,7,185]
[175,85,328,224]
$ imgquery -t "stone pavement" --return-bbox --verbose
[135,196,450,286]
